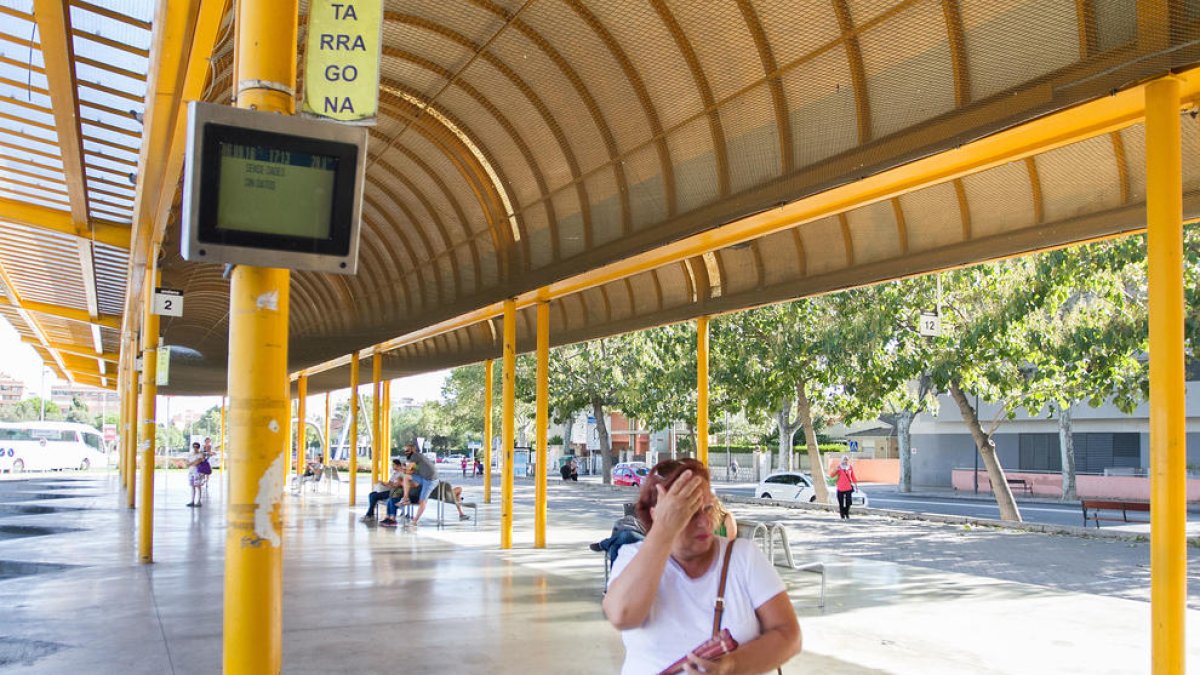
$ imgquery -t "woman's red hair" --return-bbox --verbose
[634,458,711,532]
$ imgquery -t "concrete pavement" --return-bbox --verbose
[0,469,1195,674]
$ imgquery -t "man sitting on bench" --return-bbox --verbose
[362,458,405,522]
[393,443,439,526]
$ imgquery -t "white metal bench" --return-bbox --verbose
[738,519,825,608]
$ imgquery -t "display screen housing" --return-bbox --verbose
[182,102,366,274]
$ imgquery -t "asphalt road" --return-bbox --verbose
[709,482,1194,528]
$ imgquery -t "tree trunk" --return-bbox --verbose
[775,396,798,472]
[796,380,830,504]
[1057,401,1077,502]
[592,398,613,484]
[560,416,574,454]
[948,382,1021,521]
[897,409,914,493]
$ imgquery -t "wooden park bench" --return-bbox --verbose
[1006,477,1033,495]
[1080,499,1150,528]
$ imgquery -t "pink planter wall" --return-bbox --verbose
[950,469,1200,502]
[826,457,899,483]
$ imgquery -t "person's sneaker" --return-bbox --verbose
[459,514,470,521]
[185,502,195,507]
[359,515,376,523]
[589,542,603,552]
[379,519,398,528]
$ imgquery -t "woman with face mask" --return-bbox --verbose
[831,455,858,520]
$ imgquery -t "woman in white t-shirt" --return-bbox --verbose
[604,458,801,674]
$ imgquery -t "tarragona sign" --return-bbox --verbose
[302,0,383,122]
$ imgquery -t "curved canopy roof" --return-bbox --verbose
[2,1,1200,394]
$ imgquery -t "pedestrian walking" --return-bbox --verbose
[830,455,858,520]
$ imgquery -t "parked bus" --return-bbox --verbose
[0,421,109,473]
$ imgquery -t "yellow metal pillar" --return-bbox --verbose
[348,354,360,505]
[322,392,331,467]
[284,399,293,481]
[382,379,391,466]
[124,352,137,507]
[296,375,307,475]
[137,267,159,563]
[1146,75,1186,675]
[501,300,516,549]
[223,0,297,671]
[483,358,494,504]
[535,301,549,548]
[371,353,382,486]
[696,315,710,466]
[219,397,226,474]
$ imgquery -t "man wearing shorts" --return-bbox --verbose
[384,443,438,526]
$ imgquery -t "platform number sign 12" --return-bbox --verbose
[152,287,184,317]
[918,311,941,337]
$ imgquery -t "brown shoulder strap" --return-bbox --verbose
[711,538,736,637]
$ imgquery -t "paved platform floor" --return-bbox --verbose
[0,470,1196,674]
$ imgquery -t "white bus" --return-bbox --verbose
[0,421,109,473]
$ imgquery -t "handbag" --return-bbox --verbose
[712,540,783,675]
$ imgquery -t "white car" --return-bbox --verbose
[755,471,869,507]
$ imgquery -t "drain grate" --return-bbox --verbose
[0,559,77,582]
[0,636,67,667]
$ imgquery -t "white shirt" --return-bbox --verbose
[609,538,786,675]
[187,451,204,475]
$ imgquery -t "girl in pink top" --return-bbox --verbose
[831,455,858,520]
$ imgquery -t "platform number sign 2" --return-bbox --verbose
[918,311,941,337]
[152,287,184,317]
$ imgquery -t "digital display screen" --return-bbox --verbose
[216,142,338,239]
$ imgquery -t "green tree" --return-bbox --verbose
[713,300,835,503]
[541,336,638,484]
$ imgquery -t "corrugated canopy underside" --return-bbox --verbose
[3,1,1199,394]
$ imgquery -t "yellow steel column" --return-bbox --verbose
[382,379,391,464]
[535,301,549,548]
[371,353,382,486]
[124,353,137,507]
[1146,75,1186,675]
[348,354,360,505]
[322,392,331,467]
[284,398,293,481]
[696,315,710,466]
[137,267,159,563]
[483,358,493,504]
[501,299,516,549]
[219,397,226,474]
[296,375,307,475]
[223,0,297,671]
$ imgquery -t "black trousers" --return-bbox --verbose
[836,489,853,518]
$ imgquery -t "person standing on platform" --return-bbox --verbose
[186,442,205,507]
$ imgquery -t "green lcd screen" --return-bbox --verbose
[216,142,337,238]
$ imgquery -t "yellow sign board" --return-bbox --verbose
[156,345,170,387]
[302,0,382,122]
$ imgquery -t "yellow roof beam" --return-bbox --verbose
[294,69,1200,380]
[0,294,120,330]
[0,198,131,249]
[18,337,119,364]
[124,0,225,340]
[32,0,90,229]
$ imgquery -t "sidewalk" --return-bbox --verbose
[0,471,1195,673]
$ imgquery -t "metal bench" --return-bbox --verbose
[738,519,825,608]
[1006,477,1033,495]
[1080,499,1150,527]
